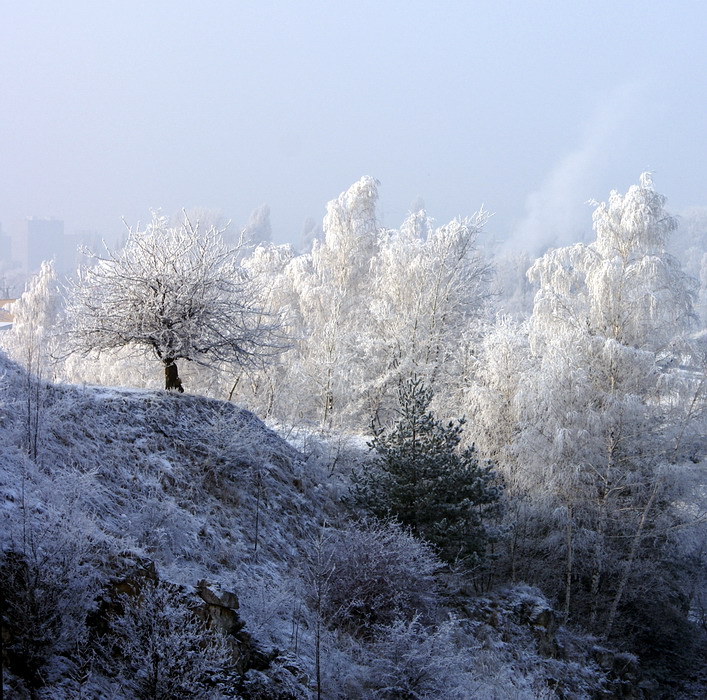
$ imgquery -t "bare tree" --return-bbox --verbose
[65,213,285,392]
[1,261,62,458]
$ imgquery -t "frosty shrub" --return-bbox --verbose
[352,377,500,564]
[301,521,443,700]
[238,661,309,700]
[362,616,473,699]
[100,580,231,699]
[313,521,441,636]
[0,513,99,695]
[1,549,86,693]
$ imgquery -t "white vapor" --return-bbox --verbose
[506,85,640,256]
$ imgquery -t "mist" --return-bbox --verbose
[1,2,706,280]
[2,6,707,695]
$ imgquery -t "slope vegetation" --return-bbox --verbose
[0,352,690,698]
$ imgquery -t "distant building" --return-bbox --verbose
[25,217,64,273]
[0,223,12,265]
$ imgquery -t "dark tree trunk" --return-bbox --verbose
[164,359,184,393]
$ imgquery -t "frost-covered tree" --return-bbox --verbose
[2,260,62,379]
[0,261,62,458]
[232,177,382,426]
[305,176,381,424]
[463,317,531,469]
[65,213,283,392]
[511,174,701,633]
[528,172,696,353]
[232,242,301,410]
[368,210,491,416]
[222,177,492,429]
[243,203,273,246]
[490,250,536,319]
[353,377,499,564]
[672,207,707,325]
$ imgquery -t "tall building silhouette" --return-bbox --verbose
[25,217,64,272]
[0,222,11,264]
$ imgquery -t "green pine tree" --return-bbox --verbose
[353,377,500,564]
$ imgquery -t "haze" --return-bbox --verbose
[2,1,706,262]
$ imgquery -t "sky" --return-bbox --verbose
[2,1,706,258]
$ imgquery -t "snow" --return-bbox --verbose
[0,356,646,698]
[2,173,706,697]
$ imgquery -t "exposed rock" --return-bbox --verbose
[506,586,560,657]
[196,578,240,610]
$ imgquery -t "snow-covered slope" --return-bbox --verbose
[0,352,694,698]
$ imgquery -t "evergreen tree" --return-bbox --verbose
[353,377,499,564]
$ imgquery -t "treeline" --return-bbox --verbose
[3,173,707,683]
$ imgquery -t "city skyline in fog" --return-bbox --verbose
[2,1,707,269]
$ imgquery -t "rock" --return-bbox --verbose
[196,579,239,609]
[506,586,560,657]
[193,579,274,675]
[195,580,244,637]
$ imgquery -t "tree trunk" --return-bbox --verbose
[322,366,334,427]
[563,504,573,623]
[588,534,604,629]
[603,480,660,639]
[163,359,184,392]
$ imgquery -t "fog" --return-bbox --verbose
[2,1,706,275]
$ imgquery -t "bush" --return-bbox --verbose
[1,515,99,694]
[312,521,441,636]
[363,616,473,699]
[99,580,232,699]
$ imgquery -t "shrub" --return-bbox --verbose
[314,521,441,636]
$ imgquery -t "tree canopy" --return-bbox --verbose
[66,213,284,391]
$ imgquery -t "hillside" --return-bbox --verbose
[1,352,704,698]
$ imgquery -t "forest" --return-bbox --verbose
[1,173,706,698]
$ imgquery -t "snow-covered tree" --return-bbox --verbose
[232,242,300,410]
[225,177,491,429]
[234,177,382,427]
[368,210,491,416]
[65,213,284,392]
[2,261,62,379]
[242,203,273,246]
[528,172,695,353]
[1,261,62,458]
[306,176,381,425]
[462,316,534,588]
[511,174,701,632]
[672,207,707,325]
[490,250,536,319]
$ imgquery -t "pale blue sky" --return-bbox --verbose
[1,1,706,252]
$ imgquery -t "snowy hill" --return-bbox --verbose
[1,351,703,698]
